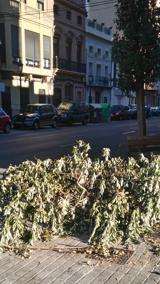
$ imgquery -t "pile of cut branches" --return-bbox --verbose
[0,141,159,256]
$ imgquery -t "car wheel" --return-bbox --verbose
[52,119,57,128]
[68,119,73,126]
[3,123,11,133]
[82,119,87,126]
[32,120,40,130]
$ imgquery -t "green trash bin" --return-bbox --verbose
[100,103,111,122]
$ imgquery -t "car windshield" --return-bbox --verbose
[58,103,73,111]
[129,104,137,110]
[0,108,7,116]
[111,105,123,112]
[25,105,39,113]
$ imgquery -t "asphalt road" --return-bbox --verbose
[0,117,160,168]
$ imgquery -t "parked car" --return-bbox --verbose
[150,106,160,116]
[0,108,12,133]
[57,102,89,125]
[111,105,131,120]
[128,104,137,119]
[13,104,58,129]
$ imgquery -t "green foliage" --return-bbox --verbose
[113,0,160,92]
[0,141,160,255]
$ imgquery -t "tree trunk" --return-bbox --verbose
[136,87,146,137]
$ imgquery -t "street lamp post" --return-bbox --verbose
[88,75,93,103]
[17,58,23,112]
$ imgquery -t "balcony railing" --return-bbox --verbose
[88,75,109,87]
[26,58,40,68]
[53,57,86,74]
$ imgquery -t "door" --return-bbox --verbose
[20,88,29,113]
[53,88,62,107]
[1,87,12,117]
[39,89,46,104]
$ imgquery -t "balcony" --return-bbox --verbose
[88,75,109,87]
[26,58,40,68]
[53,57,86,74]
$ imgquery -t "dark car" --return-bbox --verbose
[57,102,89,125]
[111,105,131,120]
[128,105,151,119]
[0,108,12,133]
[13,104,57,130]
[128,105,137,119]
[150,106,160,116]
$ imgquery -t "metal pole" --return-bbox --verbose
[20,72,22,112]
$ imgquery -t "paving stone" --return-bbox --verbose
[20,238,81,284]
[64,264,94,284]
[75,266,107,284]
[16,251,65,284]
[0,238,159,284]
[130,255,159,284]
[143,261,160,284]
[0,251,50,284]
[91,264,119,284]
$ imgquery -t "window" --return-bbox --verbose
[54,37,60,57]
[37,0,44,11]
[11,25,19,62]
[0,23,6,63]
[65,84,73,102]
[66,10,72,20]
[39,89,46,103]
[25,30,40,67]
[105,65,108,77]
[97,48,101,56]
[96,64,101,77]
[76,91,82,103]
[43,36,51,69]
[105,50,109,58]
[77,15,82,25]
[89,45,93,54]
[104,97,107,103]
[88,95,92,104]
[10,0,19,8]
[89,62,93,75]
[77,42,82,64]
[66,38,72,62]
[95,92,101,104]
[54,4,59,15]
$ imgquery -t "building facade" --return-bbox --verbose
[86,0,160,107]
[0,0,54,116]
[86,0,116,32]
[86,18,112,104]
[53,0,86,106]
[86,0,132,106]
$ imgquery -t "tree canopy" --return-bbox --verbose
[113,0,160,93]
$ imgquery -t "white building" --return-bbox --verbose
[85,0,134,106]
[86,19,112,104]
[86,18,134,106]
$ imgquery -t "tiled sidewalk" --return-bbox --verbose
[0,237,159,284]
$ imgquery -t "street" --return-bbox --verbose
[0,117,160,168]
